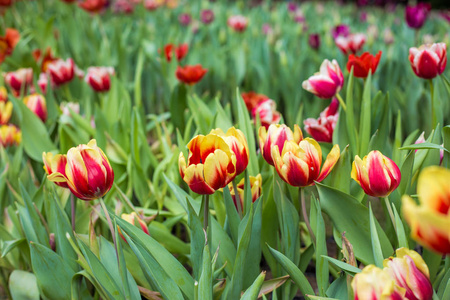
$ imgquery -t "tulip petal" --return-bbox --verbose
[317,144,340,183]
[367,151,392,197]
[417,166,450,214]
[183,164,216,195]
[204,149,236,190]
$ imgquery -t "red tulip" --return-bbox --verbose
[228,15,248,32]
[4,68,33,95]
[85,66,114,92]
[164,43,188,62]
[47,58,75,86]
[43,152,69,188]
[0,28,20,63]
[304,97,339,143]
[23,93,48,122]
[251,99,281,129]
[241,91,268,111]
[259,124,303,166]
[347,51,382,78]
[175,64,207,85]
[38,73,49,94]
[32,47,58,72]
[335,33,366,55]
[0,124,21,147]
[409,43,447,79]
[78,0,108,13]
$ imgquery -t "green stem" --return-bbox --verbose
[299,188,316,244]
[71,194,76,232]
[384,196,396,232]
[232,180,243,218]
[429,79,436,129]
[335,93,347,112]
[99,197,120,266]
[63,84,74,103]
[203,194,210,232]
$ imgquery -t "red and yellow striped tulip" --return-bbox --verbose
[351,150,401,198]
[272,138,340,187]
[383,248,433,300]
[43,152,69,188]
[0,86,8,102]
[23,93,47,123]
[46,140,114,201]
[0,124,21,147]
[210,127,248,176]
[402,166,450,254]
[259,124,303,166]
[0,100,12,125]
[121,212,149,235]
[352,265,406,300]
[228,174,262,210]
[179,133,237,195]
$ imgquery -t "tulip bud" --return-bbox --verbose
[228,174,262,210]
[241,91,268,111]
[43,152,69,188]
[351,150,401,198]
[227,15,248,32]
[409,43,447,79]
[308,34,321,50]
[46,139,114,201]
[178,13,192,26]
[121,212,150,235]
[47,58,75,86]
[303,97,339,143]
[331,24,350,39]
[78,0,108,13]
[144,0,161,11]
[272,138,340,187]
[200,9,214,24]
[175,64,207,85]
[85,66,115,92]
[259,124,303,166]
[210,127,249,176]
[0,86,7,102]
[0,101,13,125]
[0,28,20,63]
[402,166,450,254]
[4,68,33,95]
[0,124,21,147]
[252,99,281,129]
[383,248,433,300]
[347,51,382,78]
[302,59,344,99]
[405,3,431,29]
[179,133,237,195]
[23,93,47,122]
[352,265,406,300]
[335,33,366,55]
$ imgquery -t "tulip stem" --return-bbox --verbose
[300,188,316,244]
[383,197,396,232]
[335,93,347,112]
[232,180,243,218]
[71,194,76,232]
[203,194,210,232]
[429,79,436,129]
[99,197,120,267]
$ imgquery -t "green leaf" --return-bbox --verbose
[170,84,187,133]
[198,244,213,300]
[442,126,450,168]
[1,238,25,258]
[241,271,266,300]
[369,204,384,268]
[267,245,315,296]
[187,199,205,280]
[321,256,361,276]
[8,270,39,300]
[30,242,75,300]
[223,185,239,246]
[317,182,393,265]
[258,275,289,298]
[399,142,448,152]
[9,97,57,162]
[358,72,372,156]
[345,69,358,157]
[392,205,408,249]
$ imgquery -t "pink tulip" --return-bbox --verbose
[302,59,344,99]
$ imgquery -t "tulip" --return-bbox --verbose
[402,166,450,254]
[241,91,268,111]
[351,150,401,198]
[228,174,262,210]
[179,133,237,195]
[347,51,382,78]
[85,66,114,92]
[272,138,340,187]
[164,43,188,62]
[175,64,207,85]
[144,0,161,11]
[383,248,433,300]
[47,58,75,86]
[405,3,431,29]
[0,28,20,63]
[210,127,249,176]
[113,0,134,14]
[121,212,150,235]
[352,265,406,300]
[32,47,57,72]
[409,43,447,79]
[287,2,297,12]
[0,0,12,7]
[335,33,366,55]
[304,97,339,143]
[0,100,12,125]
[252,99,281,129]
[23,94,47,122]
[4,68,33,95]
[0,86,7,102]
[302,59,344,99]
[200,9,214,24]
[331,24,350,39]
[227,15,248,32]
[78,0,108,13]
[42,152,69,188]
[46,139,114,201]
[0,124,21,147]
[178,13,192,26]
[308,34,321,50]
[38,73,49,94]
[259,124,303,166]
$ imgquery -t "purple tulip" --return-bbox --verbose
[287,2,297,12]
[331,24,350,39]
[200,9,214,24]
[405,3,431,29]
[308,34,321,50]
[178,13,192,26]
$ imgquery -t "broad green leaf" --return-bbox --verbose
[198,244,213,300]
[358,73,372,156]
[187,199,205,280]
[392,205,408,249]
[241,271,266,300]
[8,270,39,300]
[321,256,361,276]
[345,69,358,157]
[369,204,384,268]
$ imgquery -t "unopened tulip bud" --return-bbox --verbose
[23,93,47,122]
[47,58,75,86]
[0,101,12,125]
[302,59,344,99]
[0,124,21,147]
[228,174,262,210]
[409,43,447,79]
[85,66,114,92]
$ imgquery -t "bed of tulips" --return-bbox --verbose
[1,0,450,299]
